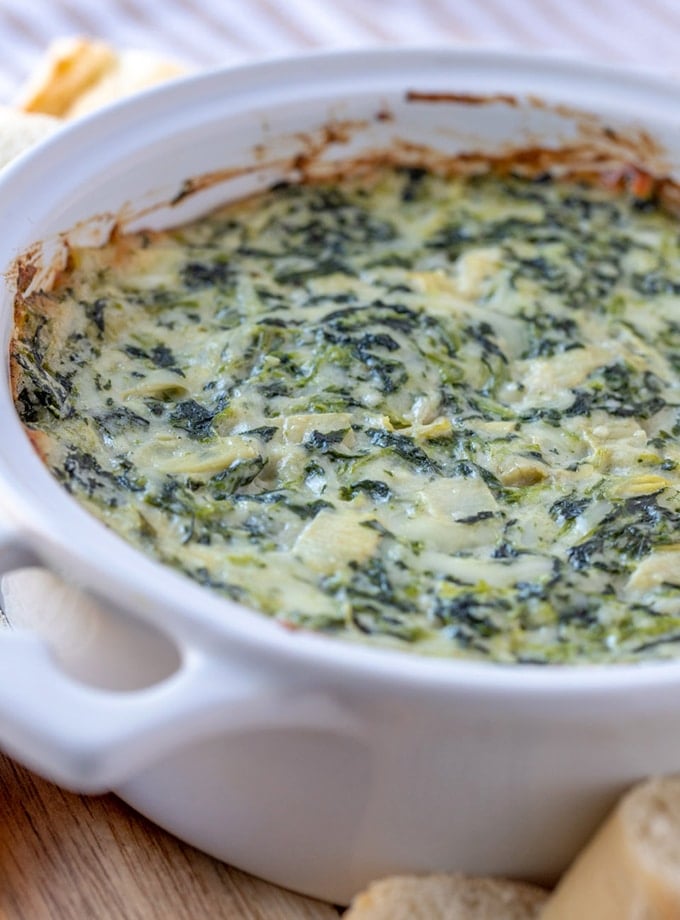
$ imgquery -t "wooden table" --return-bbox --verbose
[0,753,343,919]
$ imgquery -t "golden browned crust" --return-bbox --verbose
[66,49,185,118]
[16,37,117,117]
[24,428,53,463]
[15,36,187,119]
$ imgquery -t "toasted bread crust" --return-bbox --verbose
[15,36,187,119]
[65,48,185,118]
[16,36,117,117]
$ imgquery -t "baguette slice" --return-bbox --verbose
[345,873,548,919]
[65,47,186,118]
[15,36,186,119]
[0,106,59,168]
[541,775,680,919]
[16,36,117,116]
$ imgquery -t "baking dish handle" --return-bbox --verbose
[0,628,353,794]
[0,516,42,574]
[0,521,360,793]
[0,631,276,791]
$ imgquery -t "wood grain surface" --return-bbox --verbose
[0,753,342,920]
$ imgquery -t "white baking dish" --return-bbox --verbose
[2,48,680,904]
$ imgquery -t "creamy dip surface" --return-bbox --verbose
[12,164,680,664]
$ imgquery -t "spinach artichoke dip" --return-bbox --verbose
[12,161,680,665]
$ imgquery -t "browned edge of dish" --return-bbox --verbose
[9,89,680,430]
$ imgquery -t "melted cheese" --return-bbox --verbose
[12,165,680,663]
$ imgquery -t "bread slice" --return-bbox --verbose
[344,873,548,919]
[16,36,117,117]
[64,47,186,118]
[0,106,59,168]
[15,36,186,119]
[541,775,680,919]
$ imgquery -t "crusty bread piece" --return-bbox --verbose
[64,47,185,118]
[541,775,680,919]
[344,873,548,919]
[0,106,59,168]
[15,36,186,119]
[16,36,117,116]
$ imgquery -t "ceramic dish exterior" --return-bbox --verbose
[1,49,680,903]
